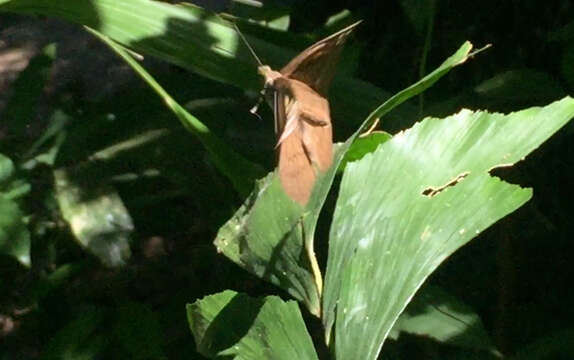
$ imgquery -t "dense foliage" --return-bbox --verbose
[0,0,573,358]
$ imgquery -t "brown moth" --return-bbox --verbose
[253,21,361,205]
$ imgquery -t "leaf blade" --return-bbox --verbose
[187,290,319,360]
[326,97,574,359]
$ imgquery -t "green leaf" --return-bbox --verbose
[319,41,477,338]
[32,262,87,300]
[393,285,498,354]
[0,154,30,266]
[0,196,30,267]
[0,0,257,87]
[54,167,133,267]
[216,42,476,317]
[214,172,323,314]
[0,154,14,182]
[339,131,392,171]
[324,97,574,359]
[187,290,318,360]
[22,109,69,168]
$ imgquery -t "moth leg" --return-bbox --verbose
[276,98,301,148]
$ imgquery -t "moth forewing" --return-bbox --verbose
[284,79,332,172]
[270,79,332,204]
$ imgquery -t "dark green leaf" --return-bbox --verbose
[42,305,109,360]
[394,285,498,354]
[87,27,264,197]
[511,329,574,360]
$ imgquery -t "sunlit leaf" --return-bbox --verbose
[339,131,392,171]
[325,97,574,359]
[187,290,318,360]
[321,41,477,337]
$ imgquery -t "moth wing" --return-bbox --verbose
[280,21,361,96]
[287,80,333,172]
[275,90,316,205]
[300,105,332,173]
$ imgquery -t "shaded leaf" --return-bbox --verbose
[473,69,565,105]
[187,290,318,360]
[394,285,498,354]
[22,109,69,168]
[0,154,30,266]
[325,97,574,359]
[87,27,264,197]
[54,167,133,267]
[42,305,109,360]
[511,329,574,360]
[32,262,87,300]
[0,196,30,267]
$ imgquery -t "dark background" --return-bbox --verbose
[0,0,573,358]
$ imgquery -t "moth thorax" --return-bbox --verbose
[258,65,282,86]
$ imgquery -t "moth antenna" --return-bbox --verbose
[233,22,263,67]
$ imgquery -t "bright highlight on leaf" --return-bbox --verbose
[54,168,134,267]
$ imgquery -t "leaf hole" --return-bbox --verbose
[422,172,469,197]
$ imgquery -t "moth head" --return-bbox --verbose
[258,65,282,87]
